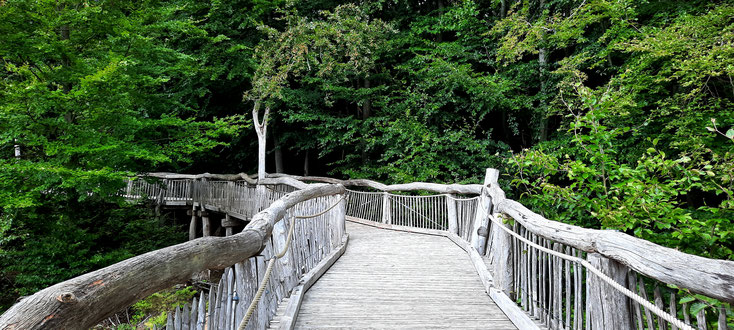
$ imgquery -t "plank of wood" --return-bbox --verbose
[277,234,349,330]
[294,222,518,329]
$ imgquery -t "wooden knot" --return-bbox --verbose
[56,292,77,303]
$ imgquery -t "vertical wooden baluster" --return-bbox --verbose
[565,246,571,328]
[717,306,727,330]
[670,291,678,330]
[654,284,667,329]
[573,249,582,330]
[638,276,656,330]
[167,311,174,330]
[174,306,182,329]
[189,297,197,330]
[683,303,691,326]
[532,234,539,320]
[629,272,644,330]
[696,308,708,330]
[181,303,190,330]
[555,243,563,330]
[208,285,216,330]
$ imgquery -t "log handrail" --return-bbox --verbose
[143,172,483,195]
[0,183,345,329]
[483,175,734,303]
[268,173,483,195]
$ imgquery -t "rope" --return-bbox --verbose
[237,194,347,330]
[475,204,693,330]
[445,195,480,202]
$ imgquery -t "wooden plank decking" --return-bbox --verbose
[294,221,517,329]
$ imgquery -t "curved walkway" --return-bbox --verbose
[294,221,516,329]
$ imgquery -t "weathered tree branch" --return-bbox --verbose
[267,173,483,195]
[487,183,734,303]
[0,184,345,329]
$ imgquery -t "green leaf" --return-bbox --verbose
[678,296,696,304]
[690,302,707,316]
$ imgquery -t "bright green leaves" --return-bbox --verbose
[506,81,734,261]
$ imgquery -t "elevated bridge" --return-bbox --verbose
[1,169,732,330]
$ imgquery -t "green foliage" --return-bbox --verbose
[132,286,197,328]
[0,199,186,312]
[506,82,734,260]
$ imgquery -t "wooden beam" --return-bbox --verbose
[268,173,483,195]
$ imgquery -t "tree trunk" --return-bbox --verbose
[273,130,284,173]
[538,48,549,142]
[538,0,550,142]
[303,150,310,176]
[252,102,269,180]
[361,78,372,163]
[362,79,372,120]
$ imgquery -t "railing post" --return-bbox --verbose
[488,213,515,297]
[222,214,238,236]
[333,194,347,246]
[201,210,210,237]
[189,205,198,240]
[586,253,634,330]
[381,192,391,224]
[446,194,458,235]
[471,168,495,254]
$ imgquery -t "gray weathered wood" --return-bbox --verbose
[586,253,634,330]
[487,213,514,298]
[0,184,345,330]
[294,221,516,329]
[697,309,707,330]
[189,205,198,240]
[490,186,734,303]
[654,285,667,329]
[277,234,349,330]
[381,192,391,224]
[638,276,656,330]
[446,195,458,235]
[268,173,484,195]
[717,306,726,330]
[471,168,496,254]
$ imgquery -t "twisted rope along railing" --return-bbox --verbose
[237,195,348,330]
[474,203,694,330]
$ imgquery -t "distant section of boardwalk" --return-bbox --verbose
[294,221,516,329]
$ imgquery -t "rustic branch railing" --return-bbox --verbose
[2,169,732,330]
[343,169,733,330]
[164,194,347,330]
[0,182,346,329]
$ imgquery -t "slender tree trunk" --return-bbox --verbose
[362,79,372,120]
[253,102,269,180]
[538,0,550,142]
[273,129,284,173]
[361,78,372,163]
[303,150,310,176]
[501,0,507,18]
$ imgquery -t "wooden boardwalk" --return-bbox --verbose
[293,221,516,329]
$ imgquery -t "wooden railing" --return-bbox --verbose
[0,179,346,329]
[163,194,346,330]
[1,170,732,330]
[341,169,733,330]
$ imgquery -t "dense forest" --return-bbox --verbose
[0,0,732,323]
